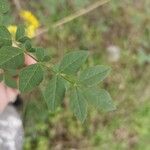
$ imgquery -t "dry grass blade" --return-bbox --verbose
[35,0,110,37]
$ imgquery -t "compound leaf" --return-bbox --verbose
[19,64,43,92]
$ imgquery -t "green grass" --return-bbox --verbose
[8,0,150,149]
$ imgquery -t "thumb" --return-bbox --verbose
[6,87,20,103]
[0,82,9,113]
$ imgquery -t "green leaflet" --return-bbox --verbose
[24,40,37,53]
[70,87,87,122]
[19,64,44,92]
[35,48,45,61]
[16,25,25,41]
[16,25,29,43]
[83,88,116,112]
[0,25,12,47]
[4,74,17,88]
[5,68,18,77]
[79,65,111,87]
[0,46,24,69]
[24,40,32,51]
[44,75,66,112]
[0,0,9,14]
[35,47,51,62]
[3,69,18,88]
[59,50,88,74]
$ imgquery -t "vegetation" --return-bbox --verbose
[1,0,150,149]
[0,0,115,123]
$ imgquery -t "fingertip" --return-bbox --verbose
[0,100,8,113]
[6,87,19,103]
[25,54,37,65]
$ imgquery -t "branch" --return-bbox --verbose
[53,0,110,28]
[35,0,110,37]
[24,51,38,62]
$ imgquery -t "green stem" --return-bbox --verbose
[60,73,75,85]
[24,51,38,62]
[25,52,76,85]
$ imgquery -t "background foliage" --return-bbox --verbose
[2,0,150,149]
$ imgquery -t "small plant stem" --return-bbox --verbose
[12,0,110,37]
[25,52,75,85]
[24,51,38,62]
[35,0,110,37]
[60,74,75,85]
[42,63,55,73]
[53,0,110,28]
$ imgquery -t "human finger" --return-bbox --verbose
[24,54,37,66]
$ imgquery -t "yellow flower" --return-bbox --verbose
[20,10,40,29]
[26,25,36,38]
[8,10,40,38]
[7,25,17,36]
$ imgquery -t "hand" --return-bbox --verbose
[0,54,36,113]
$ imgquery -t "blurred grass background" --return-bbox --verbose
[7,0,150,149]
